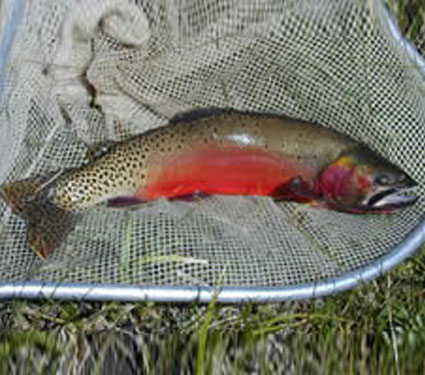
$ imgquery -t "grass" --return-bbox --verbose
[386,0,425,44]
[2,1,425,374]
[1,245,425,374]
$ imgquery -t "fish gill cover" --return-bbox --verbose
[0,0,423,299]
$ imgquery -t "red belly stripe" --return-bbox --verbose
[137,147,308,201]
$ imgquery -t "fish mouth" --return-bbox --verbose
[364,185,419,210]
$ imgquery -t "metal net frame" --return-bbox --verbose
[0,0,424,303]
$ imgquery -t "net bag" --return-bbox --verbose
[0,0,424,303]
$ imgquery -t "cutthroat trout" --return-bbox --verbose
[0,108,418,258]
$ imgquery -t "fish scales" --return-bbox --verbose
[52,110,356,211]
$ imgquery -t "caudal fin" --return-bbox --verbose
[0,174,77,258]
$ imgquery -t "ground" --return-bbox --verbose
[1,1,425,374]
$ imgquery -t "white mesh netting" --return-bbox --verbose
[0,0,424,290]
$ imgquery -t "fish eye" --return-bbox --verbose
[375,175,390,185]
[398,174,406,183]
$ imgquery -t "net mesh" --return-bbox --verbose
[0,0,424,289]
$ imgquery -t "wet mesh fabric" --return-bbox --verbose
[0,0,424,290]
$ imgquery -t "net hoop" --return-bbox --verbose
[0,2,424,303]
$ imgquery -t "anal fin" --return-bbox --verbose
[107,196,146,208]
[171,190,211,202]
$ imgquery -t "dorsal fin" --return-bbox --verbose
[84,140,116,162]
[169,107,234,124]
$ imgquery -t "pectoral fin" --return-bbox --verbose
[272,176,316,202]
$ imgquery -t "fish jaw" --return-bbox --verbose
[357,186,419,213]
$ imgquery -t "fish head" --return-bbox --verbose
[316,148,418,213]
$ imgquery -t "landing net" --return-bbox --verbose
[0,0,424,301]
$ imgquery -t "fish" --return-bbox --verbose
[0,108,418,258]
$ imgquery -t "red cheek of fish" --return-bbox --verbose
[340,169,357,197]
[136,147,313,201]
[315,164,365,204]
[317,164,345,198]
[357,175,372,191]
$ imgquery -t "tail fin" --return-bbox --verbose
[0,174,77,258]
